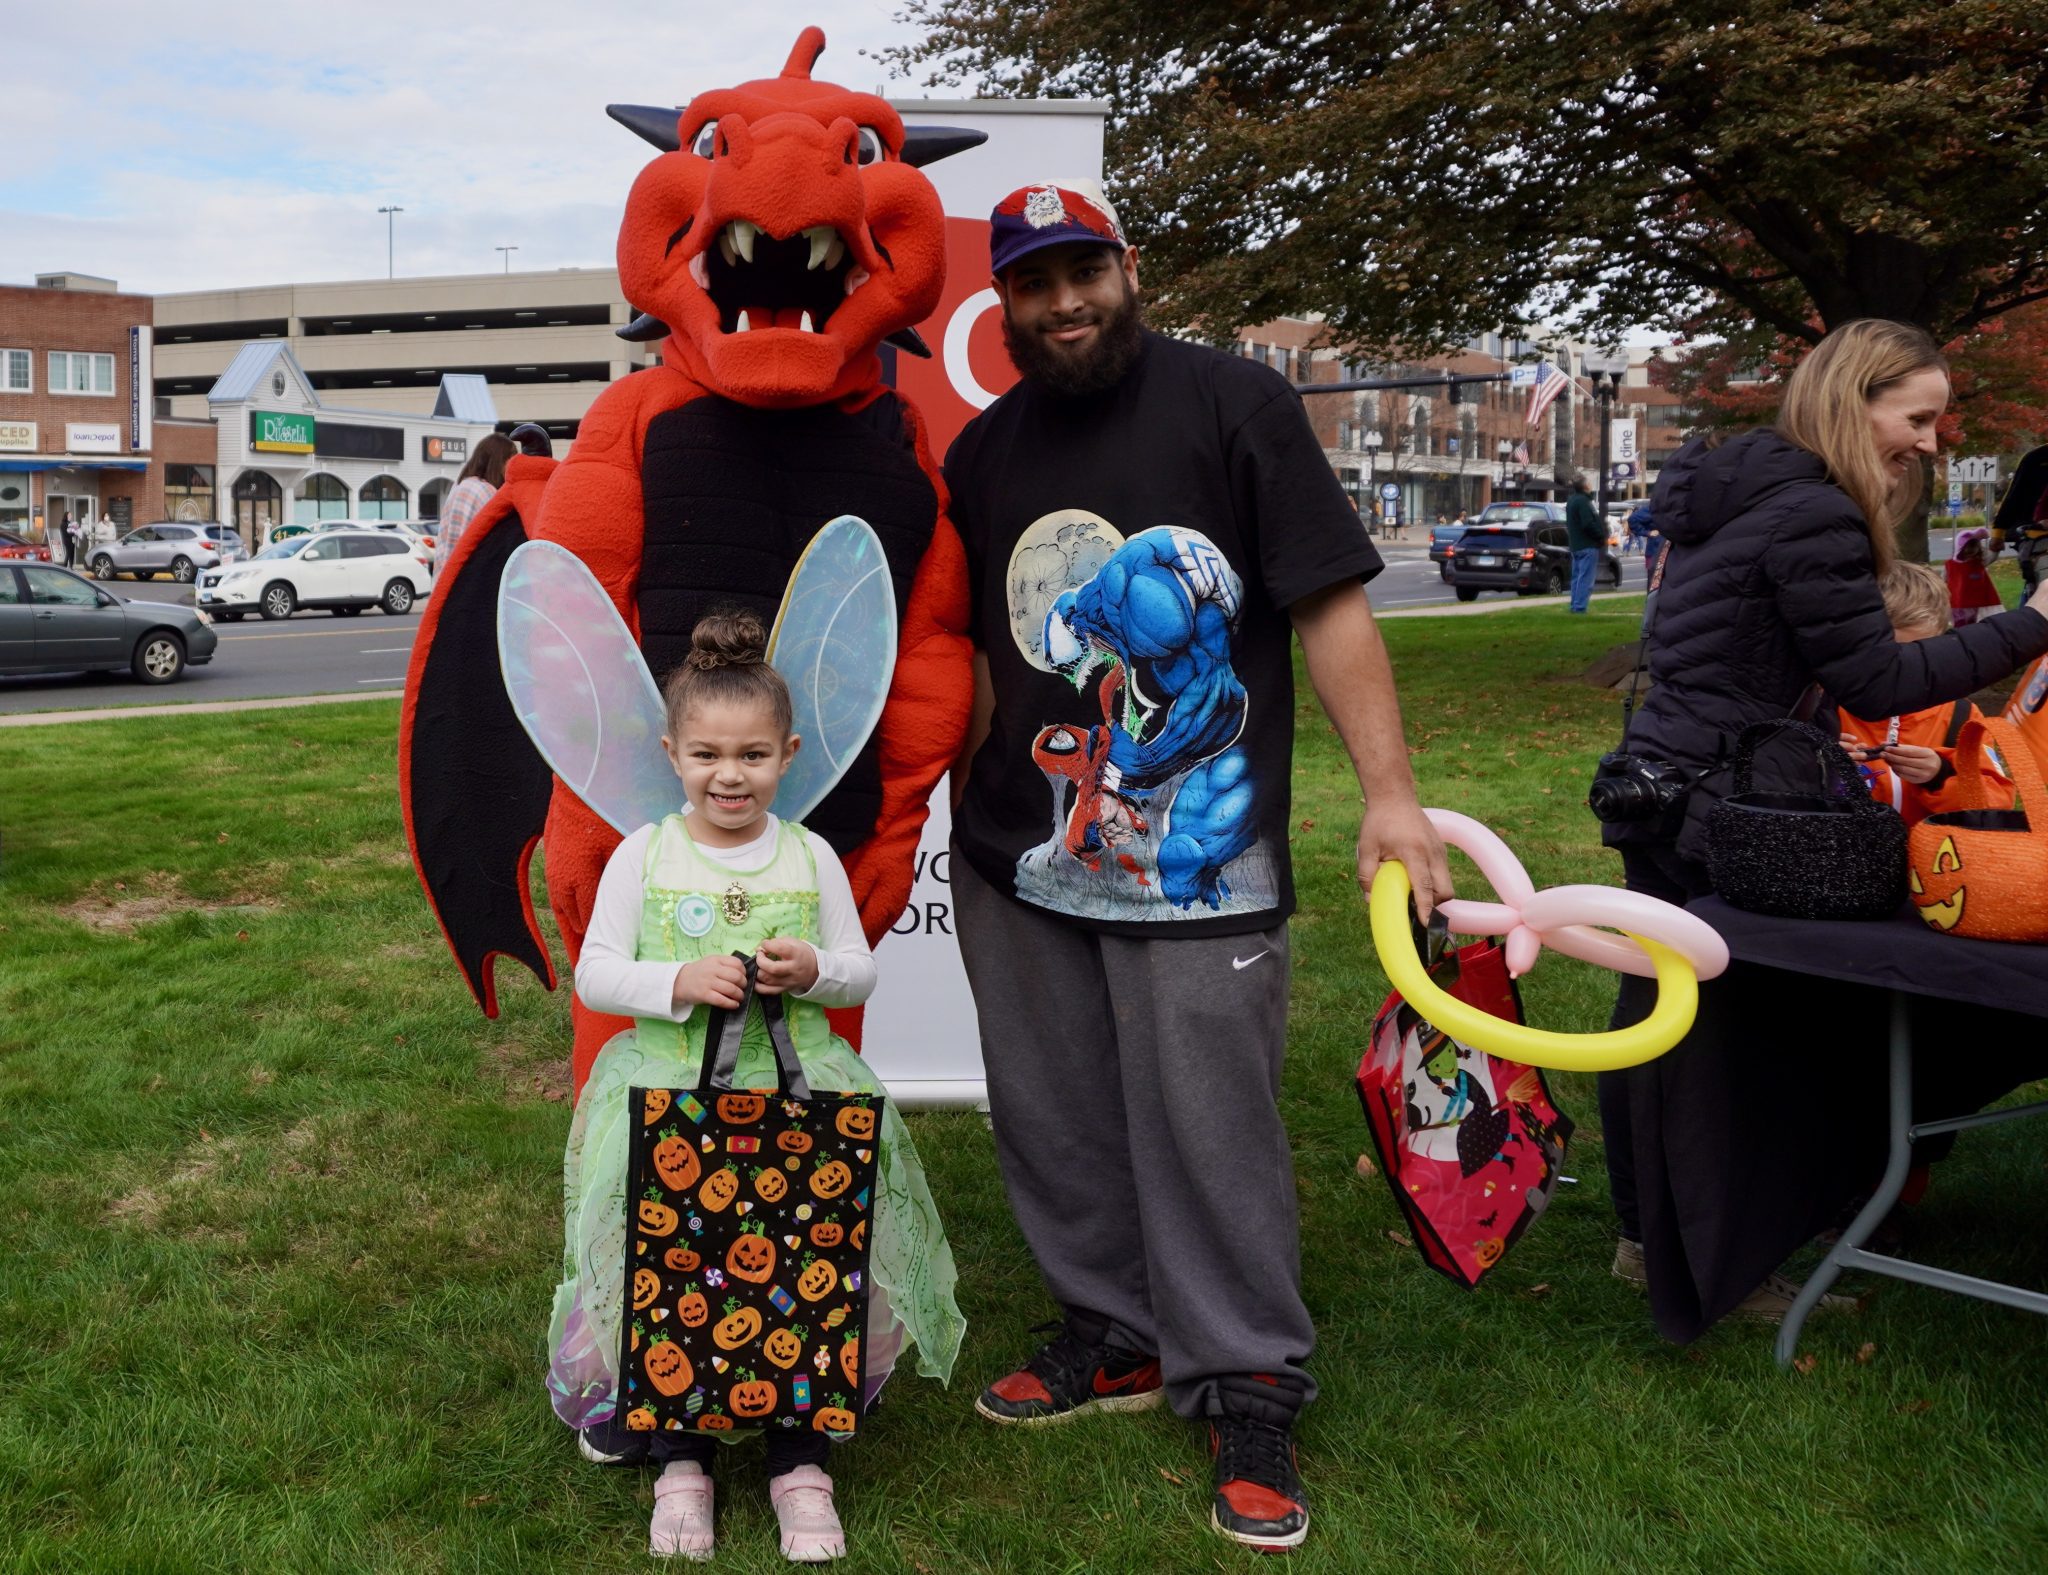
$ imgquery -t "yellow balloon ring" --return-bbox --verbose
[1370,860,1699,1072]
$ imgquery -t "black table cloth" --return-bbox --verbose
[1623,900,2048,1341]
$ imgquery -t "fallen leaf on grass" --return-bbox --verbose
[1524,1283,1552,1298]
[1386,1229,1414,1249]
[1355,1154,1377,1179]
[236,930,250,942]
[466,1493,496,1508]
[1899,1399,1933,1415]
[217,832,230,843]
[1856,1342,1876,1365]
[1792,1354,1817,1375]
[1158,1467,1186,1487]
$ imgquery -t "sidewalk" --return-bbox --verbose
[0,690,400,728]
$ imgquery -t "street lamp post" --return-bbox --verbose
[496,245,519,274]
[1496,437,1513,496]
[378,205,404,279]
[1363,431,1382,535]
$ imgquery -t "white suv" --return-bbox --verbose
[197,529,434,621]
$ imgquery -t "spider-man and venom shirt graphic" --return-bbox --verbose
[947,330,1384,939]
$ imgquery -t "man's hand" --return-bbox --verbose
[1358,800,1454,921]
[675,953,747,1011]
[754,936,820,997]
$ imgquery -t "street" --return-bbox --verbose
[0,579,425,714]
[0,546,1662,715]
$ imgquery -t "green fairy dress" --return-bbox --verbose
[547,814,963,1429]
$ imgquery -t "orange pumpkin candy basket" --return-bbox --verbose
[1908,714,2048,943]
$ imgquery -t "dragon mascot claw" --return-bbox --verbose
[399,27,980,1092]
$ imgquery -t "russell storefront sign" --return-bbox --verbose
[251,409,316,453]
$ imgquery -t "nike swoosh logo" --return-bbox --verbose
[1232,951,1268,970]
[1092,1364,1154,1396]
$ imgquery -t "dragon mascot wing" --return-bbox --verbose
[400,26,982,1090]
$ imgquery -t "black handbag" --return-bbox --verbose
[1705,719,1907,920]
[620,955,879,1440]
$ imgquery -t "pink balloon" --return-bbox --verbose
[1413,808,1729,980]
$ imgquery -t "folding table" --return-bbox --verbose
[1684,898,2048,1366]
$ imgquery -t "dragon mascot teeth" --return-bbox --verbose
[399,27,978,1093]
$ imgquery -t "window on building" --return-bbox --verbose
[1,349,30,392]
[1336,421,1351,450]
[0,477,27,533]
[419,476,451,521]
[48,351,115,396]
[295,473,351,525]
[359,474,410,521]
[162,464,216,523]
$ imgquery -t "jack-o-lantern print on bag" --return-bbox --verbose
[1909,715,2048,942]
[623,954,879,1437]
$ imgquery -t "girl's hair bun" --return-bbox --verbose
[685,609,769,672]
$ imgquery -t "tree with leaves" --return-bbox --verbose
[886,0,2048,357]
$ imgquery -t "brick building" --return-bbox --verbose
[0,273,215,548]
[1236,318,1638,525]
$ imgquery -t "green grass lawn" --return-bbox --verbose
[4,595,2046,1573]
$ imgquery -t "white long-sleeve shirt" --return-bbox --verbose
[574,816,876,1024]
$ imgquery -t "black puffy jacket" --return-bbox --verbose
[1604,429,2048,861]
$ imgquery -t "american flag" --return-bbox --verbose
[1525,361,1570,428]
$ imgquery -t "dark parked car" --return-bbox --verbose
[1447,516,1623,601]
[0,562,218,683]
[1427,520,1469,576]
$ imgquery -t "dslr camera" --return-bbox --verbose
[1586,750,1698,836]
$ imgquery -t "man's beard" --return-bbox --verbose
[1001,278,1145,398]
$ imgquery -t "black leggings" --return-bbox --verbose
[1600,842,1713,1241]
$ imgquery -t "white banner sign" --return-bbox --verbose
[1952,456,2000,486]
[66,423,122,455]
[0,421,36,453]
[1610,419,1640,465]
[861,785,987,1107]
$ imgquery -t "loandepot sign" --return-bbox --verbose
[251,409,315,453]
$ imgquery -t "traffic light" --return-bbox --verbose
[1445,377,1463,405]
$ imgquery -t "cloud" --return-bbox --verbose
[1,0,926,292]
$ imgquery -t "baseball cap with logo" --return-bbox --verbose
[989,179,1128,277]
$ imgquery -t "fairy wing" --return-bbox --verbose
[498,540,677,837]
[768,515,899,823]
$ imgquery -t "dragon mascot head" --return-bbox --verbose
[610,26,963,410]
[400,28,980,1091]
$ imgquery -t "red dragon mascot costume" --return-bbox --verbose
[400,28,979,1093]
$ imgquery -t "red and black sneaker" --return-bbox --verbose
[973,1322,1164,1426]
[1208,1417,1309,1552]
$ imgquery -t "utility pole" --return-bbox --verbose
[378,205,404,279]
[496,245,519,274]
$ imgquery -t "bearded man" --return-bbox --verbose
[941,180,1452,1553]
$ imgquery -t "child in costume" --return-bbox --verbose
[1947,527,2004,627]
[1839,562,2012,824]
[548,609,962,1564]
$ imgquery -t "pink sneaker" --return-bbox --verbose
[768,1464,845,1563]
[650,1461,714,1561]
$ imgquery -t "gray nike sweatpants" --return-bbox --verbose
[952,851,1316,1424]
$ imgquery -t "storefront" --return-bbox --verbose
[207,341,497,546]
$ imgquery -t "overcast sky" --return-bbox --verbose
[4,1,929,295]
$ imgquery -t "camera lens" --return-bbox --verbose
[1588,774,1653,822]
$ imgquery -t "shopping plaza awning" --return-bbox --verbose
[0,457,150,472]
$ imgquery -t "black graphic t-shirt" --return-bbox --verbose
[944,330,1383,938]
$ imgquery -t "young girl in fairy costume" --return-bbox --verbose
[549,609,962,1563]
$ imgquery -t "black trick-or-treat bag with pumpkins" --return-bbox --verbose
[620,981,880,1438]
